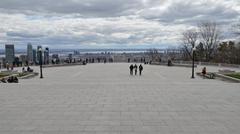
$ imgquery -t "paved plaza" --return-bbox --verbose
[1,63,240,134]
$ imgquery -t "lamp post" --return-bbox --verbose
[191,46,196,79]
[38,48,43,79]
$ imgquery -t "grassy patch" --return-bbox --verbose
[226,73,240,79]
[18,72,30,77]
[0,73,9,78]
[0,72,31,78]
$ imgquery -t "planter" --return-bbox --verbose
[215,73,240,83]
[18,72,39,79]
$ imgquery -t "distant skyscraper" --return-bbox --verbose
[37,45,42,64]
[27,43,33,63]
[5,44,15,64]
[32,49,37,64]
[44,47,49,64]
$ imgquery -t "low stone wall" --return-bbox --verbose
[19,72,39,79]
[151,62,197,68]
[174,61,240,68]
[150,62,167,66]
[1,74,18,79]
[1,71,39,83]
[42,63,84,68]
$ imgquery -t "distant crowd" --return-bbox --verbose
[129,64,143,76]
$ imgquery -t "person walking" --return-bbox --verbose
[202,67,207,78]
[129,64,134,75]
[139,64,143,76]
[134,64,138,75]
[22,66,25,73]
[6,63,9,70]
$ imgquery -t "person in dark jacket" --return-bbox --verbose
[202,67,207,78]
[139,64,143,76]
[129,64,134,75]
[134,64,138,75]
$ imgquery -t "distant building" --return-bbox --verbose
[0,57,6,69]
[27,43,33,63]
[5,44,15,65]
[32,49,37,64]
[44,47,49,64]
[68,53,73,63]
[74,50,80,55]
[37,45,42,64]
[19,55,28,65]
[14,57,20,66]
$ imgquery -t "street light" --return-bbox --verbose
[191,46,196,79]
[38,47,43,79]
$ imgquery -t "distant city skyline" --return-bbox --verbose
[0,44,174,51]
[0,0,239,49]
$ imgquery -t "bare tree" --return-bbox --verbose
[198,21,221,61]
[195,42,205,61]
[216,41,240,64]
[146,49,161,62]
[181,30,198,60]
[231,21,240,64]
[232,21,240,37]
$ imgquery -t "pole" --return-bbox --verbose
[191,50,195,79]
[40,50,43,79]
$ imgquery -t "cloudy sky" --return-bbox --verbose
[0,0,239,49]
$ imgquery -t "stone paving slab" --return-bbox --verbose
[0,63,240,134]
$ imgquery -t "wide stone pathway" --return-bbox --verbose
[1,63,240,134]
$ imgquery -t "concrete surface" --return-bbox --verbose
[0,63,240,134]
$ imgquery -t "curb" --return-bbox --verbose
[42,63,84,68]
[196,72,240,83]
[19,73,39,79]
[215,73,240,83]
[151,62,197,68]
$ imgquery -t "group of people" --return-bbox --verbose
[129,64,143,76]
[1,76,18,83]
[22,66,33,73]
[6,63,14,71]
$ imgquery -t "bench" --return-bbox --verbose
[197,72,216,79]
[205,73,216,79]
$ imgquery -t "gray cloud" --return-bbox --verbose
[139,0,240,24]
[6,31,45,38]
[0,0,239,49]
[0,0,143,17]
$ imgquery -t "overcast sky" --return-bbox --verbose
[0,0,239,49]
